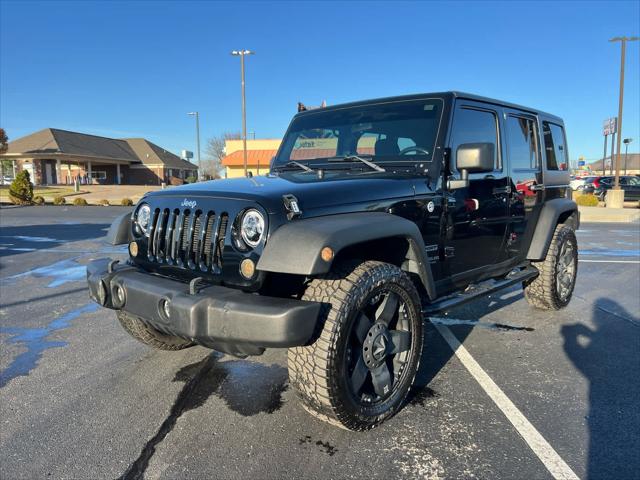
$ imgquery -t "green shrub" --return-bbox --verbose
[121,198,134,206]
[98,199,110,206]
[33,195,45,205]
[574,194,599,207]
[9,170,34,205]
[73,197,88,206]
[53,196,66,205]
[185,176,197,184]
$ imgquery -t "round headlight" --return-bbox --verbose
[240,209,265,248]
[136,203,151,236]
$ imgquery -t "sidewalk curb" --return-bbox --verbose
[578,206,640,223]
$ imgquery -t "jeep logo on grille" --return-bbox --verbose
[181,199,197,208]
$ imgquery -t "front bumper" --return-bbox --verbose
[87,258,321,356]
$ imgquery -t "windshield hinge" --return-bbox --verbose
[282,194,302,220]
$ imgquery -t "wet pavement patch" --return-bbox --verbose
[6,258,87,288]
[299,435,338,456]
[0,303,99,388]
[429,317,534,332]
[120,355,288,480]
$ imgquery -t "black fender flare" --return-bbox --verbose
[256,212,436,300]
[106,211,133,245]
[526,198,579,260]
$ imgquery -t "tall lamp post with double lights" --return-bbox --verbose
[231,49,254,177]
[623,138,633,175]
[609,36,638,190]
[187,112,201,180]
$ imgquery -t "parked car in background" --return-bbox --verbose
[570,175,595,191]
[1,175,14,185]
[583,175,640,201]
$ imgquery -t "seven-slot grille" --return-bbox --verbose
[146,208,229,273]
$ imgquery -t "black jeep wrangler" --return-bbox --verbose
[87,92,579,431]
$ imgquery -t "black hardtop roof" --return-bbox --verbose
[294,91,563,123]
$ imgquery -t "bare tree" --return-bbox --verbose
[203,132,241,179]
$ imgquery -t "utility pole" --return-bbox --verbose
[610,36,639,188]
[187,112,201,180]
[231,50,255,177]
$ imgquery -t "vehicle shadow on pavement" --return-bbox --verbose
[561,298,640,480]
[410,286,525,402]
[0,223,111,257]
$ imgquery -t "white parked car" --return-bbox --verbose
[570,175,595,191]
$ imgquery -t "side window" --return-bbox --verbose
[542,121,568,171]
[627,177,640,186]
[450,107,499,170]
[506,116,539,170]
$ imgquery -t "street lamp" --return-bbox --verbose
[231,49,255,177]
[187,112,201,180]
[623,138,633,175]
[609,36,639,189]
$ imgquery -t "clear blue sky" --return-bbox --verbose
[1,0,639,162]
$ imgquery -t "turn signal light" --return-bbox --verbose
[240,258,256,279]
[321,247,334,262]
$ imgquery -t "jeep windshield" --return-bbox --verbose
[273,98,443,171]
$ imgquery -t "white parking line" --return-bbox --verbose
[579,259,640,264]
[434,324,579,480]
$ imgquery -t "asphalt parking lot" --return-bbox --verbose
[1,206,638,480]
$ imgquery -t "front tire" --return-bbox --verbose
[524,224,578,310]
[288,261,423,431]
[116,311,195,350]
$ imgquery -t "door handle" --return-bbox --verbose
[492,186,511,194]
[529,184,545,192]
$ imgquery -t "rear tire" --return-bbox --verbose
[116,311,194,350]
[524,224,578,310]
[287,261,423,431]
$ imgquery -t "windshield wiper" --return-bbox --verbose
[328,155,386,172]
[277,160,315,173]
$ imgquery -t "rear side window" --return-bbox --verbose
[543,122,568,171]
[506,116,539,170]
[450,107,499,170]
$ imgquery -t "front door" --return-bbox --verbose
[44,162,53,185]
[444,101,510,281]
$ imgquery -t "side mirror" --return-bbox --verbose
[448,142,495,190]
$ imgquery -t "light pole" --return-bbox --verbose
[623,138,633,175]
[609,36,638,189]
[187,112,201,180]
[231,49,254,177]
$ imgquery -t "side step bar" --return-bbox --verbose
[423,266,538,315]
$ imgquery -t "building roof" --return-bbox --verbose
[587,153,639,171]
[222,149,277,167]
[7,128,139,161]
[4,128,197,169]
[124,138,198,169]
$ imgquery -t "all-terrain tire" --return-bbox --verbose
[524,223,578,310]
[287,261,423,431]
[116,311,194,350]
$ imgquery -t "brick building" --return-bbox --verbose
[1,128,198,185]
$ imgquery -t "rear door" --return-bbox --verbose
[503,110,543,260]
[623,176,640,200]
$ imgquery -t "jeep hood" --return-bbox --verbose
[144,173,421,213]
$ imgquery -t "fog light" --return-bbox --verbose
[96,280,108,306]
[129,241,139,257]
[159,298,171,319]
[321,246,334,262]
[112,284,126,308]
[240,258,256,279]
